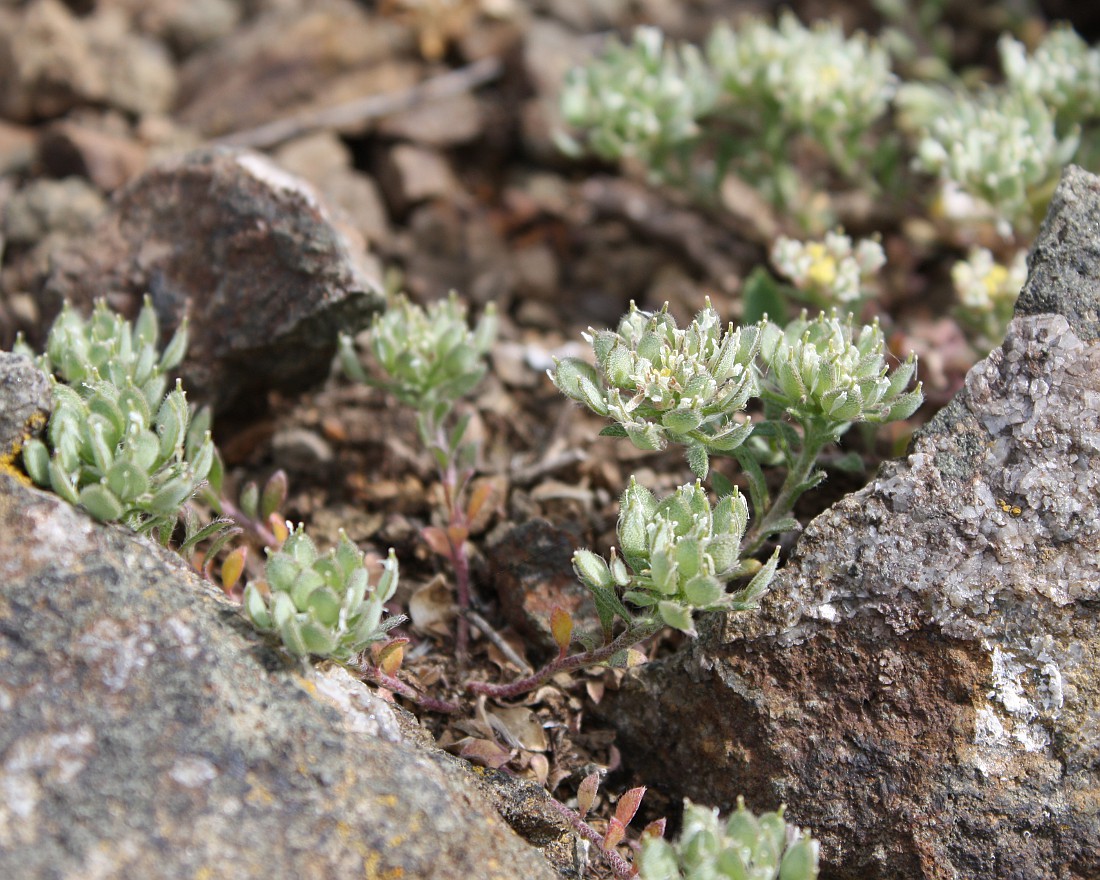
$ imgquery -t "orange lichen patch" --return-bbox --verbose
[363,851,405,880]
[0,444,32,487]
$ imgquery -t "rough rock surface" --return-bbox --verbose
[596,165,1100,880]
[0,473,562,880]
[44,148,384,415]
[0,352,51,463]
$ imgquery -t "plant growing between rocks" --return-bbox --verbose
[339,292,497,660]
[14,298,235,556]
[469,299,921,699]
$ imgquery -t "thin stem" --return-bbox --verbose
[359,662,461,714]
[217,493,279,549]
[466,623,661,700]
[547,798,636,879]
[742,423,831,556]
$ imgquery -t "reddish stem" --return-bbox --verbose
[359,662,461,714]
[547,798,636,878]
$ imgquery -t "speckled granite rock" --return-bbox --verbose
[0,474,561,880]
[595,165,1100,880]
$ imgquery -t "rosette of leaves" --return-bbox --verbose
[18,299,228,550]
[573,479,779,637]
[557,26,717,178]
[636,798,819,880]
[757,311,922,435]
[552,301,761,479]
[244,527,404,661]
[734,310,922,552]
[339,291,497,428]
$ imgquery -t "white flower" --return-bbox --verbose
[771,231,885,304]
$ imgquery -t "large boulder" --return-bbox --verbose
[596,166,1100,880]
[0,469,562,879]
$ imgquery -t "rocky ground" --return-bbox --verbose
[2,2,1098,878]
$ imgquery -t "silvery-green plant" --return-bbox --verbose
[339,292,497,658]
[558,26,716,177]
[1000,26,1100,130]
[899,84,1077,235]
[749,311,922,550]
[574,479,778,637]
[16,299,230,551]
[552,300,759,480]
[706,13,896,180]
[244,526,403,661]
[470,301,920,699]
[770,231,886,307]
[559,14,897,223]
[636,798,819,880]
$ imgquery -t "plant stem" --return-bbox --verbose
[547,798,636,879]
[359,662,461,714]
[466,622,661,700]
[742,423,831,556]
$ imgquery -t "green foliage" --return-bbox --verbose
[243,526,404,661]
[552,300,921,622]
[899,84,1077,234]
[574,479,779,636]
[552,300,760,479]
[339,291,497,422]
[757,311,923,437]
[637,798,819,880]
[16,299,228,549]
[559,14,896,219]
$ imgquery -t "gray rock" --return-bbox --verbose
[595,165,1100,880]
[0,473,561,880]
[44,148,385,416]
[0,352,50,465]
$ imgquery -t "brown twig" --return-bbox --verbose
[462,607,534,674]
[211,56,504,150]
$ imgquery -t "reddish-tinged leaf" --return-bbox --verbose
[465,480,494,524]
[268,514,289,546]
[603,817,626,852]
[577,772,600,818]
[459,738,513,769]
[421,525,452,558]
[220,545,247,594]
[640,818,666,840]
[446,524,468,548]
[550,607,573,656]
[614,786,646,828]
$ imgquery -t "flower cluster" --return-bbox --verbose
[574,479,778,636]
[952,247,1028,313]
[901,83,1077,234]
[706,13,896,172]
[339,292,497,417]
[637,798,820,880]
[1000,26,1100,127]
[18,299,222,547]
[558,26,716,172]
[770,231,886,305]
[551,301,760,478]
[758,311,922,434]
[951,246,1028,349]
[244,526,404,661]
